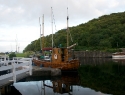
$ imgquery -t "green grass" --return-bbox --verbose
[16,53,27,57]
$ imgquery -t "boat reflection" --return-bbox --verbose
[112,58,125,64]
[44,75,80,94]
[12,75,111,95]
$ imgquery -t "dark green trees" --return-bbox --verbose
[23,11,125,52]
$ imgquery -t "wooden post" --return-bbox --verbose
[4,54,6,66]
[17,57,18,64]
[29,59,32,75]
[12,59,16,83]
[0,58,1,66]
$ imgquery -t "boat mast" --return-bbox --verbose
[51,7,53,48]
[42,14,44,54]
[67,7,69,48]
[15,34,18,53]
[39,17,42,51]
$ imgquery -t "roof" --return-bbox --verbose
[42,47,52,51]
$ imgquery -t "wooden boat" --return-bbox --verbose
[112,52,125,59]
[33,8,80,71]
[33,44,80,70]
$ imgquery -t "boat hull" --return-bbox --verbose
[32,59,80,71]
[112,52,125,59]
[112,55,125,58]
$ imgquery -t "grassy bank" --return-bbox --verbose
[78,62,125,95]
[16,53,26,57]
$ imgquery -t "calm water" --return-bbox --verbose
[5,75,111,95]
[12,79,111,95]
[1,57,124,95]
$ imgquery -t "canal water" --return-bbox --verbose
[1,57,125,95]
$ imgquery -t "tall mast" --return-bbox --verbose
[51,7,53,48]
[39,17,42,51]
[15,34,18,53]
[18,43,20,53]
[67,7,69,48]
[42,14,44,54]
[15,39,17,53]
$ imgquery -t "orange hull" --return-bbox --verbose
[32,59,80,70]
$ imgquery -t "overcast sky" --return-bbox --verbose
[0,0,125,53]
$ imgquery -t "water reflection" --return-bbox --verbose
[12,75,111,95]
[79,58,125,95]
[1,57,120,95]
[112,58,125,64]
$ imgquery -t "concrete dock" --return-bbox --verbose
[0,66,61,88]
[32,66,61,76]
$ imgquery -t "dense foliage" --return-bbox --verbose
[9,52,16,59]
[23,11,125,52]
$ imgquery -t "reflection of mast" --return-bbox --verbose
[41,75,80,94]
[43,81,45,95]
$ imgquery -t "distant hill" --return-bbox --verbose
[23,11,125,52]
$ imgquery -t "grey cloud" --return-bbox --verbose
[0,0,100,27]
[0,0,125,27]
[0,0,125,29]
[0,0,125,52]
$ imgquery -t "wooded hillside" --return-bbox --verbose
[23,11,125,52]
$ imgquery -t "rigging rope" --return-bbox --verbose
[69,29,73,43]
[51,7,74,47]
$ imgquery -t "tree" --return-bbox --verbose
[9,52,16,59]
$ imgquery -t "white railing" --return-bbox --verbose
[0,57,32,83]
